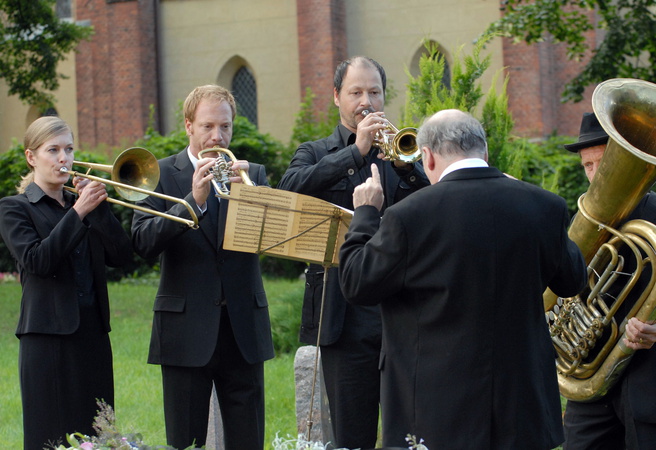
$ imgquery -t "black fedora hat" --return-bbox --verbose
[564,112,609,152]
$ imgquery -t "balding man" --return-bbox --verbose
[339,109,587,449]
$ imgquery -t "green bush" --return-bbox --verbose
[509,134,588,217]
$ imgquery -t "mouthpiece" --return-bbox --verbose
[59,167,69,173]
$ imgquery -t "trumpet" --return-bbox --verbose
[198,147,254,197]
[362,110,421,163]
[61,147,199,229]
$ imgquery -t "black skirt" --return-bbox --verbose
[18,304,114,450]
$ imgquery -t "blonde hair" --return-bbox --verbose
[18,116,74,193]
[183,84,236,123]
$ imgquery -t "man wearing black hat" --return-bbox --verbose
[562,112,656,449]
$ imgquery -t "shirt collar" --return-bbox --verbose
[187,146,199,170]
[439,158,488,182]
[338,123,355,147]
[24,182,75,207]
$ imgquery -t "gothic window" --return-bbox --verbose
[434,51,451,90]
[56,0,72,19]
[232,66,258,127]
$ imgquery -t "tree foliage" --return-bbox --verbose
[486,0,656,102]
[0,0,93,109]
[402,37,516,174]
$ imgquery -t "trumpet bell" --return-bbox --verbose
[391,127,421,163]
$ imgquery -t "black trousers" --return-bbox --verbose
[564,375,656,450]
[19,305,113,450]
[320,302,382,450]
[161,306,265,450]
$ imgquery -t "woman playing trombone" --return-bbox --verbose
[0,116,132,450]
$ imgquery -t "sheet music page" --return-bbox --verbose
[223,184,352,265]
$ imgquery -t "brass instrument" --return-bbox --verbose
[198,147,254,197]
[545,78,656,401]
[61,147,199,229]
[362,110,421,163]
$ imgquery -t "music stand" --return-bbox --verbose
[219,184,353,441]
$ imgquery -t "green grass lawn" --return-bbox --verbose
[0,277,304,449]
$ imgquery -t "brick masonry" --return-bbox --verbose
[296,0,347,117]
[502,8,601,138]
[74,0,601,147]
[75,0,159,149]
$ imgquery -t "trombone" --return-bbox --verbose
[61,147,199,229]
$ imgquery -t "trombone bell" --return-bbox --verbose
[62,146,199,229]
[111,147,160,201]
[68,147,160,201]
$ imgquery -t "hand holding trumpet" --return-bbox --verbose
[357,109,389,158]
[359,110,421,165]
[197,147,255,200]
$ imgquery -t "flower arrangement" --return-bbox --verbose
[52,401,196,450]
[52,400,428,450]
[0,272,19,283]
[270,432,429,450]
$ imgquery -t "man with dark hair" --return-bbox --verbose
[339,109,587,448]
[278,56,429,449]
[562,112,656,450]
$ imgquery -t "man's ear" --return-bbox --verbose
[422,147,435,171]
[333,88,340,108]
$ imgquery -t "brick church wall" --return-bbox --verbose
[296,0,347,116]
[502,9,600,139]
[75,0,159,149]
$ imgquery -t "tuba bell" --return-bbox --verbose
[545,78,656,402]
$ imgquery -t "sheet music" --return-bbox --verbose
[223,184,352,266]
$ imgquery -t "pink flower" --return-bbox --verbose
[80,442,95,450]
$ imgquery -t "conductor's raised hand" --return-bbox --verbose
[353,164,384,211]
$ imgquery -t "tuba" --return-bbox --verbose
[545,78,656,401]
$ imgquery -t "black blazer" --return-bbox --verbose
[610,192,656,422]
[339,167,587,448]
[278,125,429,345]
[0,184,132,335]
[131,149,274,367]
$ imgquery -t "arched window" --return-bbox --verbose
[434,51,451,90]
[231,66,258,126]
[56,0,72,19]
[409,43,451,90]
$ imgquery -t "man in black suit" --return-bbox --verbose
[339,109,587,448]
[278,56,429,449]
[131,84,274,450]
[562,112,656,450]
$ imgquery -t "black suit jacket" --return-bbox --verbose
[131,149,274,367]
[278,125,429,345]
[607,192,656,422]
[0,183,132,335]
[339,167,587,448]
